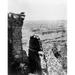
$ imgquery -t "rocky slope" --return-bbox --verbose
[22,20,67,75]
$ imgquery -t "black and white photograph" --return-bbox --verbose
[8,0,67,75]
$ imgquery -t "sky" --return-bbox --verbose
[8,0,67,21]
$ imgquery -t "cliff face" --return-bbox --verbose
[8,12,25,59]
[8,12,28,75]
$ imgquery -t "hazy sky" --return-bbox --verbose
[8,0,67,20]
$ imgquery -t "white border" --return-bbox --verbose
[68,0,75,75]
[0,0,8,75]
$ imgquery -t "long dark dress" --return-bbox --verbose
[28,35,42,74]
